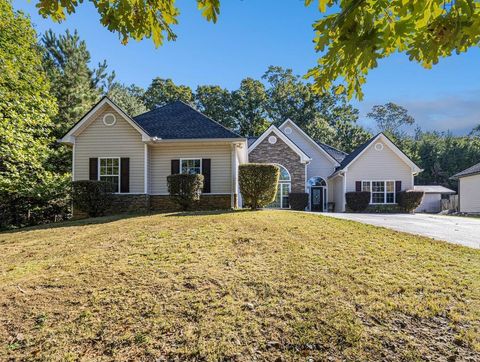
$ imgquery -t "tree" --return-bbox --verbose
[42,29,113,175]
[42,29,112,139]
[195,85,236,129]
[367,103,415,139]
[142,78,194,110]
[231,78,269,137]
[0,0,68,228]
[107,83,147,116]
[469,124,480,138]
[262,66,370,152]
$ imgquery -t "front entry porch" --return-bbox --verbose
[308,177,328,212]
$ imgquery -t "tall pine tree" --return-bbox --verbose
[42,29,113,173]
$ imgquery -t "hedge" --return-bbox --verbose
[167,173,204,210]
[239,163,280,210]
[397,191,424,212]
[289,193,309,211]
[72,180,114,217]
[345,191,371,212]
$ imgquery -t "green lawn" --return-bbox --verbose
[1,210,479,361]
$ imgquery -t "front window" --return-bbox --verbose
[99,158,120,193]
[267,164,291,209]
[362,181,396,204]
[181,159,201,175]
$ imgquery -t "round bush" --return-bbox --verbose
[167,174,204,211]
[289,193,309,211]
[72,180,114,217]
[239,163,280,210]
[397,191,424,212]
[346,191,371,212]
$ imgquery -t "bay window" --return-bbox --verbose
[362,180,396,204]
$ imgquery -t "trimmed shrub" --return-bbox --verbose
[289,193,309,211]
[167,174,204,211]
[346,191,371,212]
[239,163,280,210]
[397,191,424,213]
[72,180,114,217]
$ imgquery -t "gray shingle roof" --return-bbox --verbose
[316,142,347,163]
[247,137,258,148]
[133,101,242,139]
[335,135,378,171]
[452,162,480,179]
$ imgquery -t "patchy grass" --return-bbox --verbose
[0,210,479,361]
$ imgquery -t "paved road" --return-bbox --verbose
[320,213,480,249]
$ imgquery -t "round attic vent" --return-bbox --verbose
[103,113,116,126]
[268,135,277,144]
[374,142,384,151]
[284,127,292,134]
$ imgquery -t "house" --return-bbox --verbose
[248,120,423,212]
[60,97,248,216]
[413,185,456,213]
[452,162,480,213]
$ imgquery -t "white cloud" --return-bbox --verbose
[357,91,480,135]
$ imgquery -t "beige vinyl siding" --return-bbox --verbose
[150,143,232,194]
[332,175,345,212]
[279,123,337,181]
[345,140,414,193]
[459,174,480,213]
[74,104,145,193]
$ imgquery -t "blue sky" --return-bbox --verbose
[13,0,480,135]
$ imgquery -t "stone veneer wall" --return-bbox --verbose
[249,131,306,193]
[72,194,233,218]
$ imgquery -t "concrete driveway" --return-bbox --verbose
[320,213,480,249]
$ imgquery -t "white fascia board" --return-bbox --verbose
[343,134,422,174]
[151,138,247,143]
[279,119,340,166]
[248,125,311,163]
[59,97,152,144]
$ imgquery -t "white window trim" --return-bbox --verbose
[271,164,291,209]
[102,113,116,126]
[361,180,396,205]
[98,157,121,194]
[179,158,202,175]
[308,176,328,212]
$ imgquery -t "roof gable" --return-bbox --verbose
[279,119,342,166]
[248,125,311,163]
[133,101,242,140]
[59,96,150,145]
[336,133,422,174]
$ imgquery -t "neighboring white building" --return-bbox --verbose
[413,185,456,213]
[452,163,480,213]
[249,119,423,212]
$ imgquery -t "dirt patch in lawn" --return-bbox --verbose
[1,210,479,361]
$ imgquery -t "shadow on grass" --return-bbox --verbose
[0,209,251,234]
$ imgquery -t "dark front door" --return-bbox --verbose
[311,187,324,211]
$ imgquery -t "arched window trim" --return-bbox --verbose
[308,176,327,187]
[275,164,291,182]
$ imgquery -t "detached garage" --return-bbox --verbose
[414,185,456,213]
[452,162,480,214]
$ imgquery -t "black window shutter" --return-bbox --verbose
[202,158,211,193]
[395,181,402,192]
[355,181,361,192]
[171,159,180,174]
[89,158,98,180]
[120,158,130,193]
